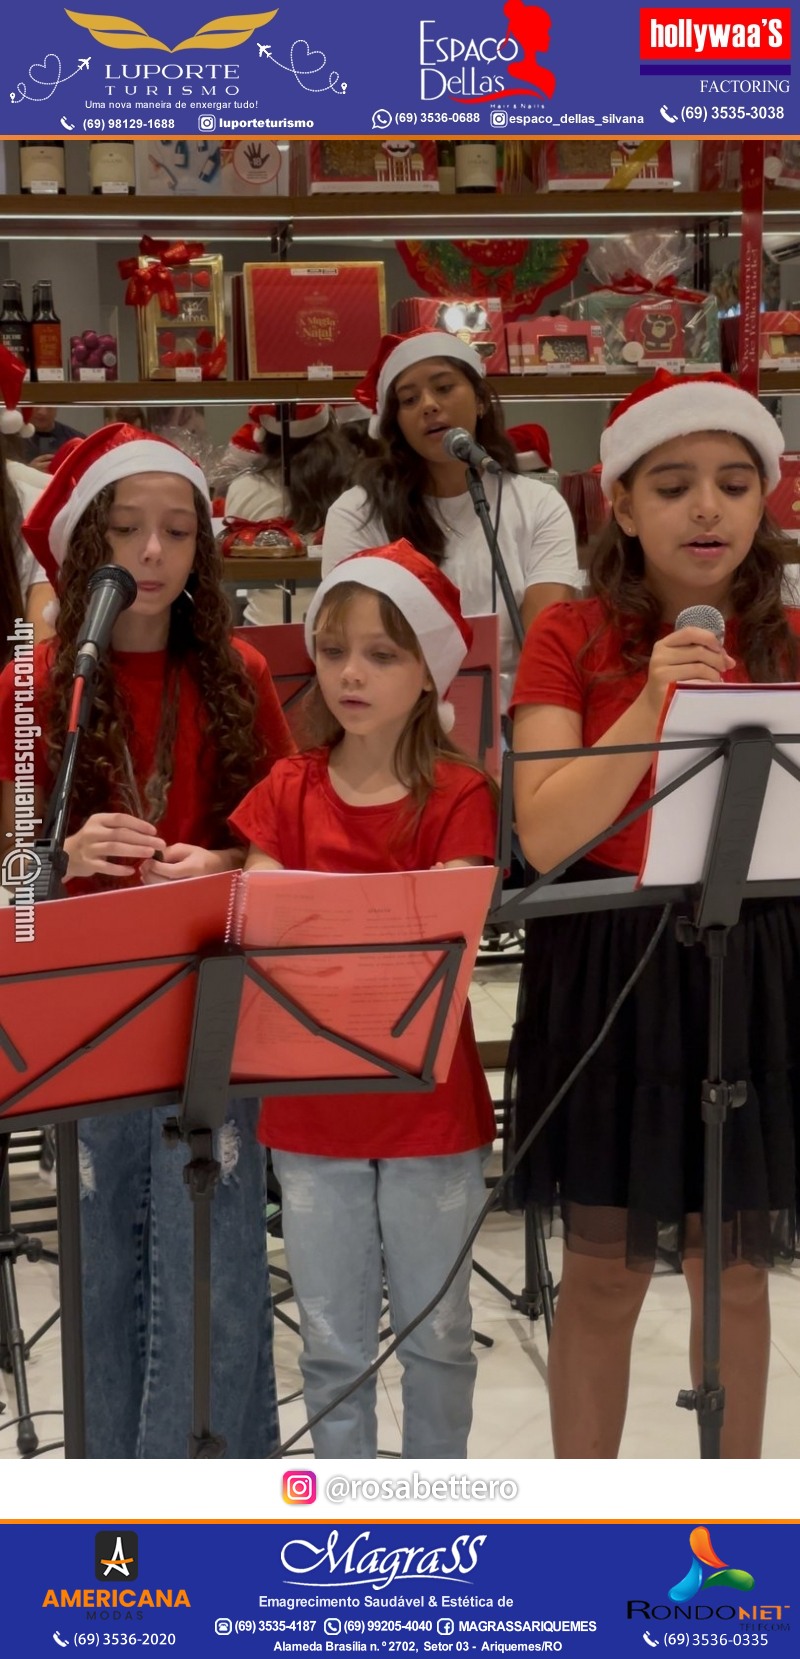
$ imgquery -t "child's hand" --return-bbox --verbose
[64,813,165,881]
[139,843,222,882]
[641,626,735,718]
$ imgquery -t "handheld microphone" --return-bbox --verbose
[75,565,138,678]
[674,604,725,644]
[441,427,501,474]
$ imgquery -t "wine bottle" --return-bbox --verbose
[0,281,32,372]
[19,141,66,195]
[31,281,64,382]
[454,142,498,193]
[89,140,136,195]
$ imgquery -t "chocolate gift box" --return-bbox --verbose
[391,296,508,375]
[296,140,439,193]
[534,141,674,191]
[243,262,387,378]
[136,254,226,380]
[759,312,800,367]
[506,317,606,373]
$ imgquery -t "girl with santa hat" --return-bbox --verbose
[0,343,55,662]
[321,329,579,712]
[509,370,800,1459]
[231,540,497,1459]
[0,422,294,1458]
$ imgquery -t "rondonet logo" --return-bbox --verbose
[640,8,791,61]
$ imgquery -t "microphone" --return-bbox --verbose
[674,604,725,644]
[441,427,501,474]
[75,565,138,678]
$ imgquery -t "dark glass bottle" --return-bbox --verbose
[31,281,63,381]
[0,280,32,372]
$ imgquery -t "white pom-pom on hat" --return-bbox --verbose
[438,700,456,734]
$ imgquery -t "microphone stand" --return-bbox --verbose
[464,464,525,652]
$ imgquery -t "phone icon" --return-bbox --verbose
[659,104,678,124]
[60,117,76,131]
[53,1635,70,1648]
[643,1635,660,1649]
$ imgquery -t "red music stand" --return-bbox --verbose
[0,864,494,1458]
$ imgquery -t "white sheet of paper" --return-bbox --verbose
[639,683,800,886]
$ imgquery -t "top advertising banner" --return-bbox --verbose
[0,1,797,141]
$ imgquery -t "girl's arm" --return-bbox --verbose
[140,843,247,881]
[521,583,575,631]
[244,845,284,872]
[2,785,163,886]
[514,626,734,873]
[24,580,56,648]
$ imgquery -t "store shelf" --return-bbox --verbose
[25,371,800,405]
[0,189,789,241]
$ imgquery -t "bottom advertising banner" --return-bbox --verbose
[0,1522,794,1657]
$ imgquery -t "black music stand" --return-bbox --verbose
[0,867,487,1458]
[489,716,800,1458]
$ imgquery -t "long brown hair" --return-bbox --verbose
[301,581,498,827]
[0,437,25,670]
[355,360,518,566]
[43,483,269,839]
[248,424,360,535]
[586,439,798,683]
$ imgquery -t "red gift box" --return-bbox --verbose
[301,140,439,193]
[767,455,800,541]
[506,317,605,373]
[534,141,674,190]
[243,262,387,378]
[391,296,508,375]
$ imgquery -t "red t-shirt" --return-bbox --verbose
[0,636,294,894]
[510,598,800,874]
[230,751,498,1158]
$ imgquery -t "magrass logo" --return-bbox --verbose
[96,1532,138,1582]
[669,1526,754,1604]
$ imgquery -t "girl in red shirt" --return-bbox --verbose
[510,371,800,1459]
[0,424,294,1458]
[231,540,497,1458]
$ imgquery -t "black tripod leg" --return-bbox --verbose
[55,1121,86,1458]
[0,1152,38,1455]
[526,1206,556,1338]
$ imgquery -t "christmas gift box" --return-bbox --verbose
[243,262,387,378]
[506,316,605,373]
[220,139,290,196]
[135,140,223,195]
[534,140,674,191]
[391,296,508,374]
[564,232,720,371]
[136,253,226,380]
[296,140,439,193]
[759,312,800,367]
[766,454,800,540]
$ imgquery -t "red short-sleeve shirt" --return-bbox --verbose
[230,752,498,1158]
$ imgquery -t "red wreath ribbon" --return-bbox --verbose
[117,235,207,314]
[591,271,708,305]
[221,516,305,556]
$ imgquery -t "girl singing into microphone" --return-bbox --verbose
[321,328,579,712]
[0,424,294,1458]
[509,372,800,1459]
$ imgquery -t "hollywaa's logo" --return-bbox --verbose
[65,8,277,52]
[421,1,556,105]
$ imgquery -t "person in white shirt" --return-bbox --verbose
[321,329,579,711]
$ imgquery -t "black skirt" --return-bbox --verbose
[507,861,800,1270]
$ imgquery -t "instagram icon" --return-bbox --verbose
[283,1471,317,1504]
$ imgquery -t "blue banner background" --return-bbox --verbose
[0,2,796,139]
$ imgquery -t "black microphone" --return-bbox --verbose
[75,565,138,678]
[441,427,501,474]
[674,603,726,644]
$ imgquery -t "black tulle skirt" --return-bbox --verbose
[507,861,800,1270]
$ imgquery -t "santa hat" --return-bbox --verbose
[356,328,486,423]
[22,422,211,587]
[332,402,371,427]
[230,402,330,452]
[0,345,34,438]
[507,423,553,473]
[304,538,473,734]
[600,369,783,497]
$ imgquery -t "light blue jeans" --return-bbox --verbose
[79,1098,278,1459]
[271,1149,487,1459]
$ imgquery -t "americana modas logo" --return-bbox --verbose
[65,9,277,52]
[95,1532,139,1583]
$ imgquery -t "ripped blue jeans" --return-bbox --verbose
[79,1099,278,1459]
[271,1149,487,1459]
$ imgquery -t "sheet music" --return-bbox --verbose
[639,683,800,886]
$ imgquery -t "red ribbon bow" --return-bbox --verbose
[117,235,207,314]
[592,270,708,305]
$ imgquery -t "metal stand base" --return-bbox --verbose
[0,1137,44,1456]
